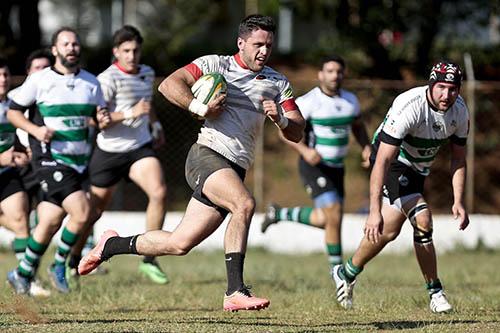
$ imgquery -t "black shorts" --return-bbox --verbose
[0,168,25,202]
[37,165,86,206]
[19,164,41,203]
[298,159,345,199]
[89,143,156,188]
[185,143,246,216]
[383,161,425,204]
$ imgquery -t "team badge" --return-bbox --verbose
[316,177,327,188]
[432,121,443,132]
[53,171,63,182]
[398,175,409,187]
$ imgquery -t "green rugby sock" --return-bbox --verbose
[426,279,443,296]
[54,227,78,266]
[13,237,28,262]
[278,206,313,225]
[18,237,48,279]
[326,243,342,266]
[343,257,363,282]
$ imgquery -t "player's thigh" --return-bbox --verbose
[203,168,253,213]
[128,156,166,196]
[62,190,90,221]
[380,202,407,238]
[169,197,224,247]
[90,184,117,212]
[1,191,29,219]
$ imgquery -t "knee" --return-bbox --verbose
[384,229,401,242]
[238,196,256,220]
[323,204,342,226]
[149,184,167,204]
[164,241,193,256]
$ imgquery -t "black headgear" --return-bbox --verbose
[429,61,462,90]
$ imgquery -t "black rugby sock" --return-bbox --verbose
[225,252,245,295]
[102,236,139,260]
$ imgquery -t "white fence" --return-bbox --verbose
[1,213,499,254]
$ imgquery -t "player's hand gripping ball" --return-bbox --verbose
[190,73,227,119]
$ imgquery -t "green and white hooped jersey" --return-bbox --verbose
[97,63,155,152]
[373,85,469,176]
[0,98,15,173]
[10,67,106,173]
[296,87,361,167]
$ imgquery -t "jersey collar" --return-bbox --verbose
[234,53,250,70]
[114,61,140,74]
[51,66,80,76]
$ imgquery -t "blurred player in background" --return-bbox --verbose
[67,25,168,284]
[6,27,110,294]
[79,14,305,312]
[332,61,469,313]
[261,55,371,270]
[4,49,54,296]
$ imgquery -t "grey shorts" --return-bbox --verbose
[185,143,246,216]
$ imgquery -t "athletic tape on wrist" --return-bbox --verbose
[123,109,133,119]
[188,98,208,117]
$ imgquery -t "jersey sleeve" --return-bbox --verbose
[184,55,221,81]
[97,70,117,106]
[380,97,418,141]
[9,74,38,110]
[295,95,311,120]
[450,102,469,146]
[276,77,298,113]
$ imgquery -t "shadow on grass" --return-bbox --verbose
[372,319,482,330]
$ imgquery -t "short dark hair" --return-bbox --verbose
[51,27,80,46]
[238,14,276,39]
[25,49,53,73]
[320,55,345,70]
[0,57,8,70]
[113,25,143,47]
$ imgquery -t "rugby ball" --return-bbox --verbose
[191,73,227,105]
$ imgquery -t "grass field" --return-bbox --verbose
[1,247,499,332]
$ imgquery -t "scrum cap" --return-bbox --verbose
[429,61,462,89]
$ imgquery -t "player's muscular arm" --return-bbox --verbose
[365,141,399,243]
[7,109,53,143]
[450,143,469,230]
[158,68,197,110]
[281,133,321,166]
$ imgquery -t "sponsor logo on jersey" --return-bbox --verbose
[283,87,293,99]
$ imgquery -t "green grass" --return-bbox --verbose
[1,248,499,332]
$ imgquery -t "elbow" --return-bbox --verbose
[285,131,303,143]
[158,77,171,99]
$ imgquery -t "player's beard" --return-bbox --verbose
[59,53,80,69]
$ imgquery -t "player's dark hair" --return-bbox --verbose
[25,49,54,73]
[113,25,143,47]
[51,27,80,46]
[320,55,345,70]
[0,57,8,70]
[238,14,276,39]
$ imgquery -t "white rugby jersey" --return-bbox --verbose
[185,54,297,170]
[373,85,469,176]
[297,87,360,167]
[0,98,15,174]
[8,86,30,148]
[10,67,105,173]
[97,63,155,152]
